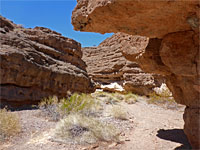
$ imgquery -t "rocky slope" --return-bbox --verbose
[0,16,95,108]
[72,0,200,148]
[82,33,163,95]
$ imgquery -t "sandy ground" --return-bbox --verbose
[0,97,191,150]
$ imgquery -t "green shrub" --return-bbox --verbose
[60,93,99,115]
[0,108,21,140]
[54,113,120,144]
[39,93,102,121]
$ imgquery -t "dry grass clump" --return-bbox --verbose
[124,92,138,104]
[53,113,120,144]
[0,108,21,140]
[39,96,61,121]
[148,85,175,105]
[148,89,176,108]
[93,91,138,105]
[110,105,129,120]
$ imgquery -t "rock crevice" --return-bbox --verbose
[82,33,163,95]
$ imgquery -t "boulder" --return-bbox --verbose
[82,33,162,95]
[0,16,95,108]
[72,0,200,148]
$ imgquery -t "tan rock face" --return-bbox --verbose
[72,0,200,148]
[82,33,162,95]
[72,0,199,38]
[0,16,95,108]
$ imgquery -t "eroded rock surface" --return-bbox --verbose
[0,16,95,108]
[82,33,162,95]
[72,0,200,148]
[72,0,199,38]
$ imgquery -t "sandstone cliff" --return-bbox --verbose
[72,0,200,148]
[82,33,162,95]
[0,16,95,108]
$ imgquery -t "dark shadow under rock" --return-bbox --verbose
[156,129,192,150]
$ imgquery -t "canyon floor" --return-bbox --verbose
[0,92,191,150]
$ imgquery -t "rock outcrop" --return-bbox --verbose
[82,33,162,95]
[72,0,200,148]
[0,16,95,108]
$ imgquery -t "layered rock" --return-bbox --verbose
[82,33,162,95]
[72,0,200,148]
[0,16,95,108]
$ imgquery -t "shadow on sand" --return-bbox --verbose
[156,129,192,150]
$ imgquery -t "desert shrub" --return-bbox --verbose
[94,92,122,104]
[60,93,101,116]
[39,95,59,107]
[148,91,175,105]
[124,92,138,104]
[54,113,120,144]
[39,93,102,121]
[149,84,176,106]
[111,92,124,101]
[39,96,61,121]
[0,108,21,140]
[110,105,128,120]
[93,91,138,105]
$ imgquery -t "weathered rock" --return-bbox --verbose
[72,0,199,38]
[0,16,95,108]
[72,0,200,148]
[82,33,162,95]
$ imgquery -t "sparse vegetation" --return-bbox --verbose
[93,91,138,105]
[39,93,102,121]
[149,84,174,105]
[39,92,135,145]
[60,93,100,116]
[110,105,129,120]
[148,85,176,109]
[0,108,21,140]
[148,91,175,104]
[54,113,120,144]
[39,95,61,121]
[124,92,138,104]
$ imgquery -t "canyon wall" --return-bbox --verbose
[82,33,163,95]
[72,0,200,148]
[0,16,95,108]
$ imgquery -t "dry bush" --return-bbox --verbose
[0,108,21,140]
[39,96,61,121]
[54,113,120,144]
[148,84,176,107]
[148,91,176,108]
[93,91,138,105]
[124,92,137,104]
[110,105,129,120]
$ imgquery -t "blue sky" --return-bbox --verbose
[0,0,113,47]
